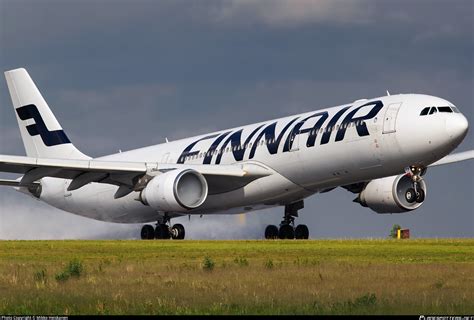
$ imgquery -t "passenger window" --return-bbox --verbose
[438,106,453,113]
[429,107,437,115]
[420,107,430,116]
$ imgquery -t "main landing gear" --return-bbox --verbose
[265,200,309,240]
[140,215,185,240]
[404,166,426,204]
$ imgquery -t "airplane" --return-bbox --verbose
[0,68,472,240]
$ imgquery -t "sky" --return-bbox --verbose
[0,0,472,239]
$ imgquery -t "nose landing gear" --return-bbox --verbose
[404,166,426,204]
[265,200,309,240]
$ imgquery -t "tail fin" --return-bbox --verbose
[4,68,89,159]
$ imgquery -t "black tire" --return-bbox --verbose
[171,224,185,240]
[141,225,155,240]
[155,224,170,239]
[278,224,295,239]
[295,224,309,239]
[265,225,279,239]
[405,188,416,203]
[416,188,425,203]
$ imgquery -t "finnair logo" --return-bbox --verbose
[16,104,70,146]
[178,100,384,164]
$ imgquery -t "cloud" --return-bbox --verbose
[209,0,371,27]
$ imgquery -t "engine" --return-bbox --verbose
[140,169,208,212]
[357,174,427,213]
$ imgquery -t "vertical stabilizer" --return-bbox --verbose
[4,68,89,159]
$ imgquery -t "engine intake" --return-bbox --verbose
[141,169,208,212]
[357,174,427,213]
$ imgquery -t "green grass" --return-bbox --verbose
[0,239,473,315]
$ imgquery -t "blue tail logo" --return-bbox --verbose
[16,104,70,146]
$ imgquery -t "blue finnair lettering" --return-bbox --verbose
[335,101,383,141]
[249,118,299,159]
[16,104,70,146]
[177,133,220,164]
[178,100,384,164]
[320,106,351,145]
[283,111,329,151]
[203,131,232,164]
[215,125,264,164]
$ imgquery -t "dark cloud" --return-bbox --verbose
[0,0,472,239]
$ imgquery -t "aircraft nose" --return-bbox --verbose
[446,113,469,142]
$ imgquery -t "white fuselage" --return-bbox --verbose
[38,94,468,223]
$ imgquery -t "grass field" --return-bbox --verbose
[0,239,473,315]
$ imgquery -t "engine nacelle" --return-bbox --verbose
[141,169,208,212]
[358,174,427,213]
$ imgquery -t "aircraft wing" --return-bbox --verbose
[0,154,272,197]
[428,150,474,167]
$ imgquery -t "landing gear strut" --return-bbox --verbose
[265,200,309,240]
[140,215,185,240]
[404,166,426,204]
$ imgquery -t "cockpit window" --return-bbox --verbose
[420,107,430,116]
[428,107,437,115]
[451,106,460,113]
[438,106,453,113]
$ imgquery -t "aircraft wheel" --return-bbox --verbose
[278,224,295,239]
[171,224,185,240]
[416,188,425,203]
[405,188,416,203]
[155,224,171,239]
[265,225,279,239]
[141,225,155,240]
[295,224,309,239]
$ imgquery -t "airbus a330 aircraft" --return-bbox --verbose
[1,68,472,240]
